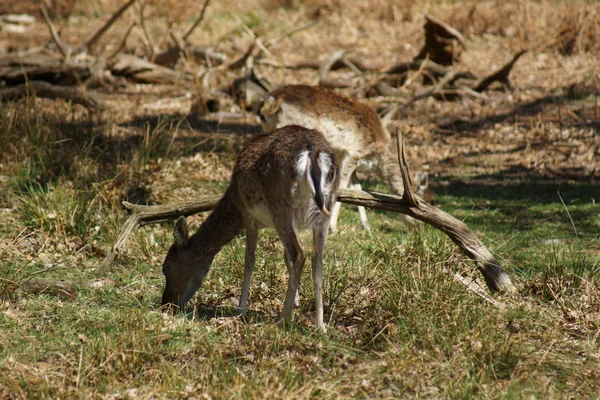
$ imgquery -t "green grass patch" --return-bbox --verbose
[1,99,599,399]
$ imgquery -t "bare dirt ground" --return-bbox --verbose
[2,0,598,190]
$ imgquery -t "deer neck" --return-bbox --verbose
[187,187,244,261]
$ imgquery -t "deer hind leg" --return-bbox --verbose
[349,172,371,230]
[312,221,329,331]
[277,227,305,326]
[239,217,259,315]
[283,251,300,307]
[329,156,356,233]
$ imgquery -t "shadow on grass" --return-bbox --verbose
[186,304,275,325]
[435,88,600,136]
[357,165,599,238]
[8,108,260,193]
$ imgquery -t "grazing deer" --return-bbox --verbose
[161,125,339,330]
[257,84,432,232]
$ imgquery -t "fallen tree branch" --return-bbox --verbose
[0,81,104,109]
[109,53,189,83]
[257,55,383,72]
[107,21,137,60]
[266,20,319,48]
[97,185,514,298]
[0,52,93,85]
[99,151,516,296]
[97,196,220,274]
[335,189,514,293]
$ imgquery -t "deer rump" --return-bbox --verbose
[238,134,337,231]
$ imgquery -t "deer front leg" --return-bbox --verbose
[278,232,305,326]
[312,222,329,331]
[239,218,259,315]
[329,156,356,233]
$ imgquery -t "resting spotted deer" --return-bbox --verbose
[161,125,339,330]
[257,84,433,231]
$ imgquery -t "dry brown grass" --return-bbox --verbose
[445,0,600,55]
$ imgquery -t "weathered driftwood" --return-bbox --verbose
[97,195,220,272]
[97,186,512,302]
[0,52,93,85]
[108,54,190,84]
[98,137,515,298]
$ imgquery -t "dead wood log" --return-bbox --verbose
[108,53,190,84]
[98,136,515,296]
[0,52,93,85]
[416,14,466,66]
[473,50,527,92]
[97,189,513,296]
[0,81,104,109]
[97,196,220,272]
[385,59,476,86]
[257,54,383,72]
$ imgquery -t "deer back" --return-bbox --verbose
[258,85,391,156]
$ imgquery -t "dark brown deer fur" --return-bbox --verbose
[161,125,339,330]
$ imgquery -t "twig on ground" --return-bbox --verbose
[182,0,212,42]
[319,50,354,88]
[138,0,156,58]
[266,20,320,48]
[107,22,137,60]
[83,0,137,53]
[40,4,70,58]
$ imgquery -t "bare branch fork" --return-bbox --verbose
[98,130,516,304]
[83,0,138,54]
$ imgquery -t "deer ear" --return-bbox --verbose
[414,171,428,188]
[173,216,189,247]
